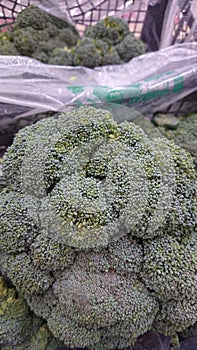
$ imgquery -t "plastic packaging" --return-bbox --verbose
[1,42,197,120]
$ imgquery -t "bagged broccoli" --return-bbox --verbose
[0,6,145,67]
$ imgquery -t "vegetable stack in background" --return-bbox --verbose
[0,5,146,67]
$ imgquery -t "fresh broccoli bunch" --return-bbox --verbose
[0,7,145,67]
[71,38,121,68]
[51,17,145,67]
[0,106,196,350]
[0,5,79,63]
[84,16,146,64]
[153,113,197,169]
[0,274,62,350]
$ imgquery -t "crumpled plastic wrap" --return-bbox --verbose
[0,42,197,120]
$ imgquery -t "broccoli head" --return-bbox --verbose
[85,16,130,45]
[73,38,103,67]
[0,274,61,350]
[154,114,197,169]
[14,5,78,36]
[0,32,19,55]
[13,5,51,31]
[13,27,49,56]
[58,27,79,47]
[115,33,146,62]
[0,106,196,349]
[102,46,121,65]
[49,47,74,66]
[73,38,121,67]
[11,5,80,62]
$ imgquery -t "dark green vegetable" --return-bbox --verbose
[0,6,145,67]
[1,5,80,63]
[84,16,130,45]
[0,274,61,350]
[116,33,146,62]
[1,106,196,349]
[154,114,197,169]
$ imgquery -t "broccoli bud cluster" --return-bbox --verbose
[0,106,196,349]
[0,6,145,67]
[0,274,61,350]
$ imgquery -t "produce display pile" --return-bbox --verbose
[0,6,145,67]
[0,106,196,350]
[152,113,197,169]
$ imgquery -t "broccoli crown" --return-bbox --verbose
[156,114,197,169]
[10,5,80,62]
[73,38,121,67]
[13,5,51,31]
[115,33,146,62]
[73,38,103,68]
[1,7,145,67]
[0,106,196,349]
[102,46,121,66]
[0,32,19,55]
[85,16,130,45]
[0,275,61,350]
[13,27,47,55]
[49,46,74,66]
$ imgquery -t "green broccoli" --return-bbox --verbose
[73,38,103,67]
[102,46,121,65]
[13,5,52,31]
[0,32,19,56]
[37,38,66,56]
[115,33,146,62]
[73,38,121,67]
[13,27,48,56]
[153,114,197,169]
[49,47,74,66]
[11,5,80,62]
[85,16,130,45]
[31,51,49,63]
[14,5,78,35]
[0,106,196,350]
[58,27,79,47]
[0,275,61,350]
[2,6,145,67]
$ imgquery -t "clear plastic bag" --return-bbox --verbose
[1,43,197,120]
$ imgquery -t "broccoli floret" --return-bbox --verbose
[73,38,103,67]
[0,106,196,349]
[58,27,79,47]
[116,33,146,62]
[85,16,130,45]
[142,234,197,300]
[13,27,49,56]
[49,47,73,66]
[49,271,158,349]
[30,231,76,271]
[0,191,39,253]
[13,5,51,31]
[11,5,80,63]
[155,114,197,169]
[31,51,49,63]
[102,46,121,65]
[0,32,19,55]
[73,37,121,68]
[38,38,66,55]
[13,5,78,36]
[0,251,54,294]
[0,275,61,350]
